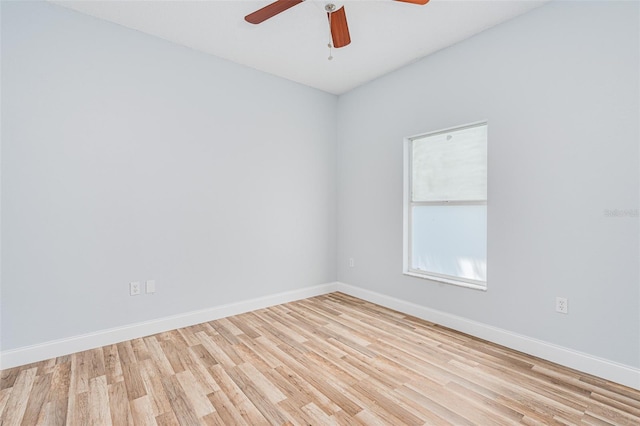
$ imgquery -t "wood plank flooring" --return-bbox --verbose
[1,292,639,425]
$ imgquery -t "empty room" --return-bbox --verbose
[1,0,639,424]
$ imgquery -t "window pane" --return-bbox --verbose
[412,124,487,202]
[411,205,486,282]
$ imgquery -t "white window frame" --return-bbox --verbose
[403,121,488,291]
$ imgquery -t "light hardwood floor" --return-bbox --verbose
[1,292,639,425]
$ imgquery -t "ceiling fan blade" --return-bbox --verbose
[394,0,430,5]
[245,0,304,24]
[329,6,351,48]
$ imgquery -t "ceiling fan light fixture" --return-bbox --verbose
[244,0,428,53]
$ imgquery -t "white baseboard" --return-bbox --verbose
[0,282,339,370]
[335,282,640,391]
[3,281,638,392]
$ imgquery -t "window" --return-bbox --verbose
[403,122,487,290]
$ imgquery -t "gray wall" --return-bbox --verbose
[337,0,639,367]
[1,2,337,350]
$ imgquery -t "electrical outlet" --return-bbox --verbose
[349,258,355,267]
[556,297,568,314]
[130,281,141,296]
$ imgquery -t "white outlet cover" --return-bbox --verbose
[130,281,141,296]
[146,280,156,294]
[556,297,568,314]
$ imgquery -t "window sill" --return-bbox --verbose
[403,271,487,291]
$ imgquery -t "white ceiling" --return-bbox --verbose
[52,0,550,94]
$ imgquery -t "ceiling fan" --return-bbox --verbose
[244,0,430,49]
